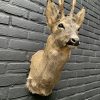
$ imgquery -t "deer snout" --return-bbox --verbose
[70,38,80,46]
[67,38,80,46]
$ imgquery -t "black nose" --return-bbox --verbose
[75,40,80,46]
[71,38,80,46]
[67,38,80,46]
[71,38,76,44]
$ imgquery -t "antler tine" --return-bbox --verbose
[58,0,64,16]
[70,0,76,16]
[59,0,64,10]
[46,0,53,4]
[47,0,53,2]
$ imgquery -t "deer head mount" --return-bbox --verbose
[45,0,85,48]
[26,0,85,96]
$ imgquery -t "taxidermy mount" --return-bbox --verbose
[26,0,85,96]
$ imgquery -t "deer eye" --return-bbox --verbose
[58,23,65,29]
[78,28,80,31]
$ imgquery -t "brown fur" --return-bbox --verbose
[26,0,85,96]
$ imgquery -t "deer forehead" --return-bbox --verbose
[59,17,79,30]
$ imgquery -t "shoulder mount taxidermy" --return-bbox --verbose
[26,0,85,96]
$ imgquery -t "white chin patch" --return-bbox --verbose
[67,45,77,49]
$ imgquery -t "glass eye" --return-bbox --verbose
[78,28,80,31]
[58,23,65,29]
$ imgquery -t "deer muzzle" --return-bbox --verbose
[67,38,80,46]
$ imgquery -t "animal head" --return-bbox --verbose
[45,0,85,48]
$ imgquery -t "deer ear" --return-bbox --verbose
[75,8,85,26]
[45,0,59,27]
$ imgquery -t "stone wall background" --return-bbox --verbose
[0,0,100,100]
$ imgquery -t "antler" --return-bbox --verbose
[58,0,64,17]
[47,0,52,2]
[59,0,64,11]
[70,0,76,16]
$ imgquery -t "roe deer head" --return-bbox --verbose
[26,0,85,96]
[45,0,85,48]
